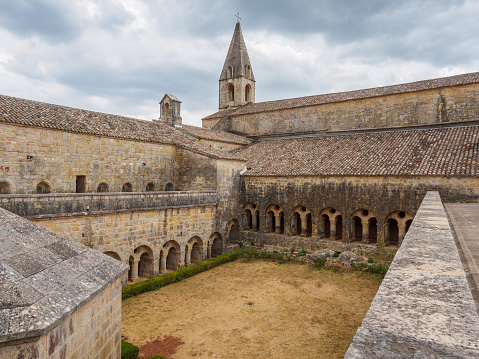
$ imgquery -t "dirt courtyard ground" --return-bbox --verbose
[122,260,382,359]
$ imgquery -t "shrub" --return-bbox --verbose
[121,339,139,359]
[312,258,327,268]
[351,263,389,278]
[122,250,243,300]
[332,251,339,258]
[148,356,167,359]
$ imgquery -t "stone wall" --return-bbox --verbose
[0,191,217,218]
[240,175,479,247]
[215,159,244,245]
[175,149,217,191]
[0,277,123,359]
[345,192,479,358]
[0,122,176,194]
[32,205,217,269]
[228,83,479,137]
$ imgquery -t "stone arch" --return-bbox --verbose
[36,180,52,194]
[97,182,109,193]
[209,232,224,258]
[227,218,240,243]
[385,211,414,247]
[104,251,121,261]
[186,236,203,265]
[128,245,154,282]
[0,180,13,194]
[265,204,284,234]
[227,83,235,102]
[122,182,132,192]
[350,209,377,244]
[291,205,311,237]
[146,182,155,191]
[245,84,251,102]
[160,240,181,273]
[165,182,175,191]
[319,207,342,240]
[244,203,259,231]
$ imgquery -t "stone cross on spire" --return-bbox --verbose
[235,12,241,22]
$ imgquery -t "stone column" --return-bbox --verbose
[179,250,185,268]
[362,220,369,243]
[301,215,308,237]
[160,252,167,274]
[207,244,212,259]
[185,249,192,266]
[129,259,140,281]
[252,212,258,231]
[330,217,337,241]
[274,214,282,233]
[398,224,406,246]
[151,258,160,277]
[384,222,390,246]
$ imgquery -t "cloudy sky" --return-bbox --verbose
[0,0,478,127]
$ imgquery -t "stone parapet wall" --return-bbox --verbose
[32,205,217,270]
[345,192,479,358]
[0,191,217,218]
[0,277,123,359]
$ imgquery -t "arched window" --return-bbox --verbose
[97,182,109,193]
[245,84,251,102]
[165,183,174,191]
[164,102,169,115]
[146,183,155,191]
[228,66,233,78]
[0,182,11,194]
[227,84,234,102]
[36,181,51,194]
[122,182,132,192]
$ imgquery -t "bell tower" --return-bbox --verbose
[159,94,182,127]
[219,22,255,111]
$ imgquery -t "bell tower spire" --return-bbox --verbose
[219,21,255,111]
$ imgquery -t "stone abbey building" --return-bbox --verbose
[1,21,479,358]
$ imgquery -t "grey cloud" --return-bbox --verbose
[0,0,477,126]
[0,0,83,41]
[0,0,135,42]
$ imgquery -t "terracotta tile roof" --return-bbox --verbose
[181,124,252,145]
[0,94,244,161]
[234,125,479,176]
[204,71,479,120]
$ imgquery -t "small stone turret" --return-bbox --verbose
[219,22,255,110]
[160,94,182,127]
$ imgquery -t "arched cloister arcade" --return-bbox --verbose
[319,208,343,240]
[385,211,414,247]
[240,201,414,247]
[265,204,285,234]
[291,205,312,237]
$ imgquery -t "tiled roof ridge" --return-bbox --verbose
[203,71,479,120]
[181,124,252,145]
[1,93,153,126]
